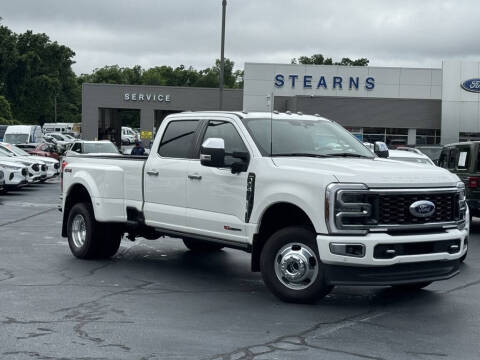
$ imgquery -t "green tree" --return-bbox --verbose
[5,30,79,124]
[0,95,13,119]
[0,24,17,93]
[291,54,369,66]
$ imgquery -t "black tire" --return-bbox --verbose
[260,226,333,303]
[392,282,432,291]
[183,238,223,252]
[460,250,467,263]
[98,224,122,258]
[67,202,121,259]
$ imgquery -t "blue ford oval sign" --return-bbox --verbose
[409,200,436,218]
[461,79,480,93]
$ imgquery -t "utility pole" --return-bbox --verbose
[54,94,57,123]
[219,0,226,110]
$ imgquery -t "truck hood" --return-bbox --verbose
[272,157,460,188]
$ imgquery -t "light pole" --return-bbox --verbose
[219,0,226,110]
[54,94,57,123]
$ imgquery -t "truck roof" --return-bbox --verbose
[171,111,330,122]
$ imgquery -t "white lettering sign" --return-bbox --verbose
[123,93,172,102]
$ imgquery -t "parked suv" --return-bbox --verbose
[439,142,480,218]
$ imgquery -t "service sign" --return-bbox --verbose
[461,79,480,93]
[124,93,172,102]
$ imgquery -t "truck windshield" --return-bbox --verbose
[242,118,374,158]
[4,134,29,145]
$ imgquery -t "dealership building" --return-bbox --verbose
[82,60,480,146]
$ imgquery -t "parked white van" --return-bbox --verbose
[43,123,74,134]
[3,125,44,145]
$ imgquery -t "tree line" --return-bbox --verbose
[0,22,368,126]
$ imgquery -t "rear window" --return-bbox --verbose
[83,142,119,154]
[438,149,448,168]
[158,120,199,159]
[447,148,458,169]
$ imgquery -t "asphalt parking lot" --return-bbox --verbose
[0,181,479,360]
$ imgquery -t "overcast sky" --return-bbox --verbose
[2,0,479,74]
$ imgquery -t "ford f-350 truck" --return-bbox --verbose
[61,112,469,302]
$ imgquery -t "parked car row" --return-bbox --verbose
[0,142,60,193]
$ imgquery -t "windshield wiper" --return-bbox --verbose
[325,153,371,158]
[271,153,329,158]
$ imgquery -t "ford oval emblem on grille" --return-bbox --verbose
[409,200,435,218]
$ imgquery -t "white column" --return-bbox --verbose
[408,128,416,145]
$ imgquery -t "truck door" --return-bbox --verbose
[186,119,250,243]
[143,119,201,231]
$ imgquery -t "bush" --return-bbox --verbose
[0,117,20,125]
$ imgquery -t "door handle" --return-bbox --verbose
[188,174,202,180]
[147,170,159,176]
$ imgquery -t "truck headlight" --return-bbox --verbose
[325,183,377,235]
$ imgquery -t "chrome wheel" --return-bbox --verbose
[274,242,319,290]
[71,214,87,248]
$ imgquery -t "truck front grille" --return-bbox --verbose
[378,193,459,225]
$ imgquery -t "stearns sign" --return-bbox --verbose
[123,93,172,102]
[274,74,375,91]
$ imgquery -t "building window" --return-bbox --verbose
[416,129,441,145]
[459,132,480,142]
[363,127,386,144]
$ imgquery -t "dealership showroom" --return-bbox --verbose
[83,60,480,148]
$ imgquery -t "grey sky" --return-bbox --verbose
[2,0,479,74]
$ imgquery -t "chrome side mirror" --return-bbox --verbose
[374,141,389,158]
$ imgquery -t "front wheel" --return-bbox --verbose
[260,226,333,303]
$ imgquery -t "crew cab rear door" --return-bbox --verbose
[143,119,202,231]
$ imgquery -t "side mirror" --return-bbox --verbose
[200,138,225,167]
[230,151,250,174]
[374,141,389,158]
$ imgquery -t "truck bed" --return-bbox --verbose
[63,154,147,222]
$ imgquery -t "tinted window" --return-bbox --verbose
[71,143,81,152]
[447,148,458,169]
[158,120,199,158]
[83,142,118,154]
[202,121,248,166]
[438,149,448,168]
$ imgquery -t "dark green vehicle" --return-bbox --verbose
[438,142,480,219]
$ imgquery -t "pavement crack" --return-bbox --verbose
[441,278,480,294]
[0,268,15,282]
[0,207,57,227]
[205,310,384,360]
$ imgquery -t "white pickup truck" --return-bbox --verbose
[61,111,469,302]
